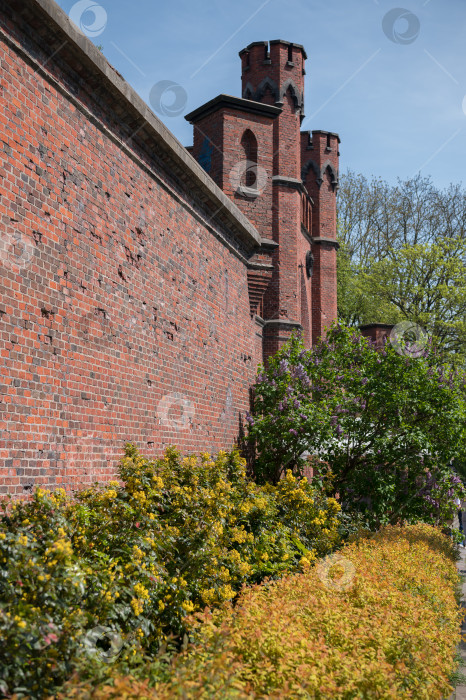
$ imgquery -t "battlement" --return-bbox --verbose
[301,130,341,148]
[239,40,307,67]
[239,40,306,114]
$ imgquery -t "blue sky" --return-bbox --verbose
[57,0,466,189]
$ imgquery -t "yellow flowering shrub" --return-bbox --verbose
[0,444,341,699]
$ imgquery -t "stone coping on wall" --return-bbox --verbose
[1,0,262,255]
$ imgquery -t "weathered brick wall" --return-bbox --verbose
[0,0,263,495]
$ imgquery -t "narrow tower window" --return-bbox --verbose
[241,129,258,188]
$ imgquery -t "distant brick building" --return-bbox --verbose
[0,0,339,494]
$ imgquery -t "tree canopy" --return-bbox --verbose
[337,172,466,360]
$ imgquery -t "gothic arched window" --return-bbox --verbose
[241,129,258,188]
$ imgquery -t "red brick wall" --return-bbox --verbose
[0,6,262,495]
[360,324,393,348]
[191,111,225,189]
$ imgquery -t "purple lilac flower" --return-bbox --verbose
[279,359,289,374]
[292,363,307,381]
[289,429,298,436]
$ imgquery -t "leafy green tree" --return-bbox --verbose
[360,238,466,357]
[336,171,466,360]
[247,325,466,527]
[337,239,397,327]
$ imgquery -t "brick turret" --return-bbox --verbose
[301,130,340,344]
[186,39,340,360]
[239,40,309,358]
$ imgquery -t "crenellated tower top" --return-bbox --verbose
[239,40,306,120]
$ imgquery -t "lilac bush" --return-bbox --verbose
[247,323,466,527]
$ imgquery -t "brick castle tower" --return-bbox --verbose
[186,39,340,361]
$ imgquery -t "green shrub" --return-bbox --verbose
[0,445,341,698]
